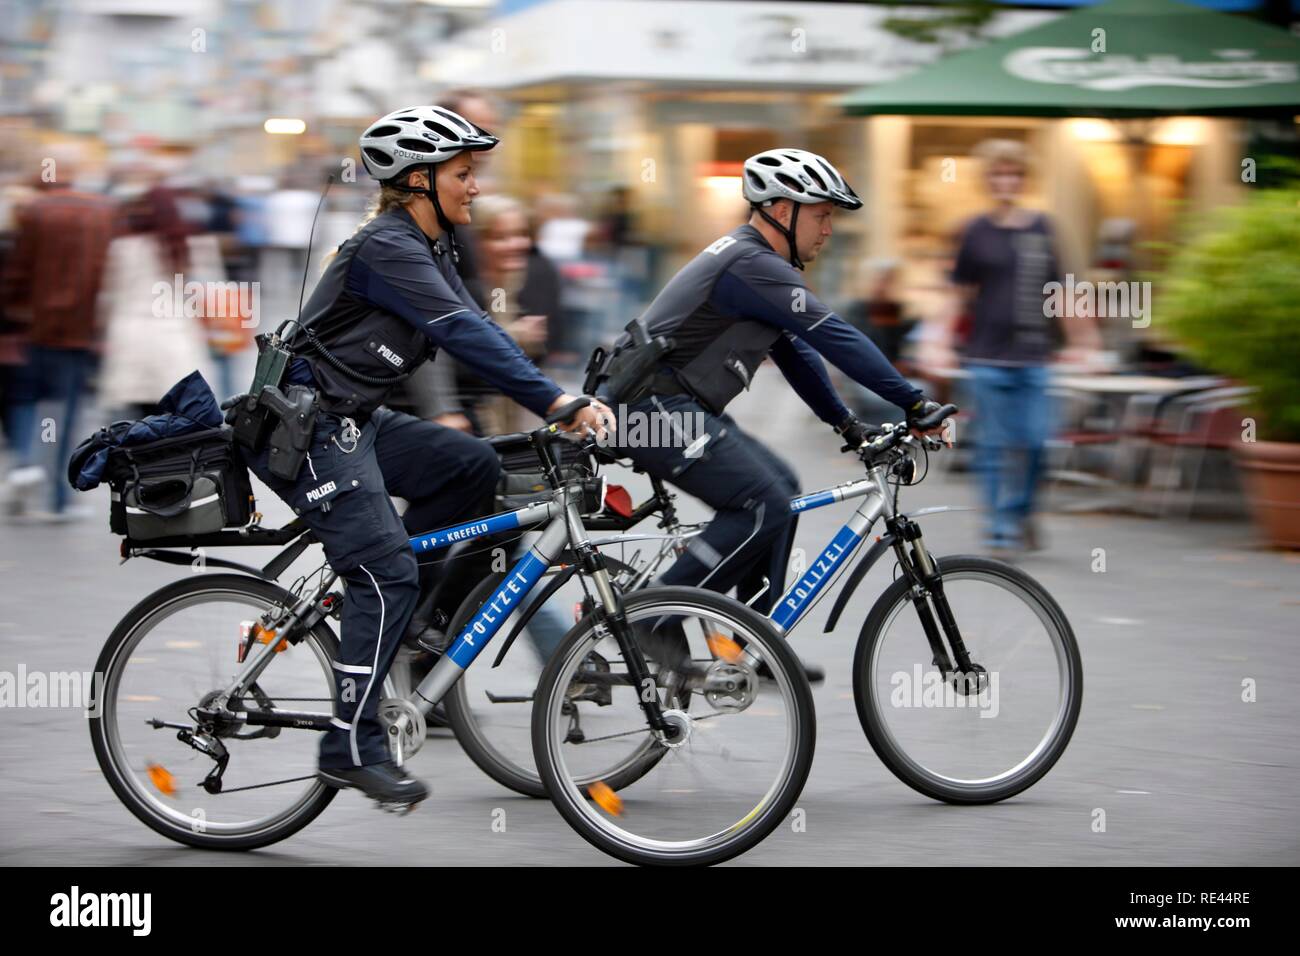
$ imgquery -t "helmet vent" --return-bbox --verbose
[775,172,805,193]
[803,164,827,191]
[397,138,435,153]
[363,147,393,167]
[434,108,474,133]
[745,169,766,191]
[755,155,782,167]
[367,124,402,138]
[422,120,459,141]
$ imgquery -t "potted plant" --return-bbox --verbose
[1158,182,1300,547]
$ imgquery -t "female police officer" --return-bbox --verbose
[242,105,608,809]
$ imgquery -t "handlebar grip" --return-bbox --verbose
[913,402,958,432]
[545,395,592,426]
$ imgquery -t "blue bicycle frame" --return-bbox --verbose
[396,456,920,718]
[405,490,600,717]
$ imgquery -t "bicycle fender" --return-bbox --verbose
[823,533,896,634]
[134,547,269,579]
[491,564,580,668]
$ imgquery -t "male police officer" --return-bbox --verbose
[609,149,940,680]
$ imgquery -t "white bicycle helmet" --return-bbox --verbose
[742,148,862,211]
[359,105,498,184]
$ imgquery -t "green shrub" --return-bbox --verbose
[1157,186,1300,443]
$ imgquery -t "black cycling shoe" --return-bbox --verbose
[317,760,430,811]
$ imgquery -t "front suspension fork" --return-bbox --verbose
[577,544,673,735]
[890,517,975,676]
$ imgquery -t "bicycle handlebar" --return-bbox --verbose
[854,402,959,462]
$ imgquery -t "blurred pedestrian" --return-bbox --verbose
[97,185,211,422]
[450,194,563,437]
[921,139,1101,556]
[1,143,117,519]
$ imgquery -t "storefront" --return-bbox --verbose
[429,0,1054,281]
[845,0,1300,330]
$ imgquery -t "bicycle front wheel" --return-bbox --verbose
[533,586,816,867]
[853,555,1082,804]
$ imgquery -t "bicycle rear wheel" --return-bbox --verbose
[853,555,1082,804]
[90,574,340,850]
[533,586,816,867]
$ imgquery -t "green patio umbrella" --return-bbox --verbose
[842,0,1300,117]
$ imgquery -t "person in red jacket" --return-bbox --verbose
[2,144,118,519]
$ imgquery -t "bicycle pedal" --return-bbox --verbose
[374,799,420,816]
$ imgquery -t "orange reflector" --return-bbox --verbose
[254,624,287,653]
[706,632,744,664]
[588,780,623,816]
[147,762,177,796]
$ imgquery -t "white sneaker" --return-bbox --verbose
[4,466,48,517]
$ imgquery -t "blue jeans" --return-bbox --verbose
[967,362,1053,547]
[5,346,94,513]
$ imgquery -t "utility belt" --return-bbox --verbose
[645,369,700,405]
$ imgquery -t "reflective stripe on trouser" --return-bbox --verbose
[320,546,421,769]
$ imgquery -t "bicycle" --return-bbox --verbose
[448,401,1083,805]
[88,398,816,866]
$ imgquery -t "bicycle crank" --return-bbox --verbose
[379,698,427,765]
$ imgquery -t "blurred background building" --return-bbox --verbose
[2,0,1299,540]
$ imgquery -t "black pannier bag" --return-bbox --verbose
[106,426,255,539]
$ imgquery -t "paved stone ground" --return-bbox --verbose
[1,366,1296,865]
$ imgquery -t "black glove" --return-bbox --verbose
[905,398,943,432]
[221,393,249,427]
[835,415,881,452]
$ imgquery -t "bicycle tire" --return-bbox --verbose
[852,555,1082,805]
[533,586,816,866]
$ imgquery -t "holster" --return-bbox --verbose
[585,317,674,405]
[259,384,319,481]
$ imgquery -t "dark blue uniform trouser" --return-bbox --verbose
[246,405,499,769]
[615,394,800,614]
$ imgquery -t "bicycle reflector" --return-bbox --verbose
[706,632,744,664]
[588,780,623,817]
[147,762,177,797]
[604,483,633,518]
[238,620,286,662]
